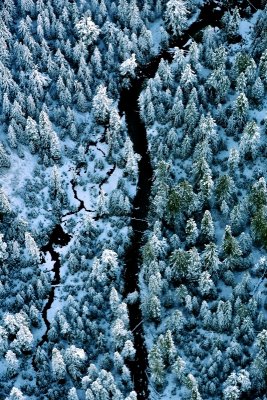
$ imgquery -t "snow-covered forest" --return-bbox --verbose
[0,0,267,399]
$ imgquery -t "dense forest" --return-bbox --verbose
[0,0,267,399]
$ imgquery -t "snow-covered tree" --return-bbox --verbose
[0,144,10,168]
[222,225,242,261]
[0,188,11,215]
[5,350,19,378]
[200,210,214,242]
[164,0,188,36]
[148,345,165,387]
[185,218,198,245]
[5,387,25,400]
[67,388,79,400]
[52,348,66,381]
[120,53,137,78]
[240,121,260,160]
[92,85,112,124]
[12,325,34,353]
[199,271,215,296]
[233,92,249,126]
[25,232,40,263]
[76,16,100,45]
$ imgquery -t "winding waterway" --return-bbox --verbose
[34,0,262,395]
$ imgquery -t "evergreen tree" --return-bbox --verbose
[5,350,19,378]
[148,345,165,387]
[240,121,260,160]
[76,16,100,45]
[12,324,33,352]
[67,388,79,400]
[120,53,137,78]
[200,210,215,242]
[199,271,215,296]
[207,67,230,104]
[228,148,240,175]
[0,188,11,215]
[92,85,112,124]
[233,92,249,127]
[185,218,198,246]
[259,49,267,86]
[169,249,184,280]
[25,232,40,263]
[215,175,234,207]
[5,387,25,400]
[181,65,197,94]
[164,0,188,36]
[251,206,267,248]
[222,225,242,261]
[251,77,264,106]
[203,243,220,276]
[0,143,10,168]
[52,348,66,381]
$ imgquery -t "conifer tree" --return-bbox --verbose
[5,350,19,378]
[251,77,264,106]
[92,85,112,124]
[52,348,66,381]
[186,218,198,246]
[148,345,165,387]
[25,232,40,263]
[76,16,100,45]
[233,92,249,127]
[67,388,79,400]
[164,0,188,36]
[200,210,215,242]
[0,143,10,168]
[6,387,25,400]
[203,243,220,276]
[0,188,11,215]
[240,121,260,160]
[222,225,242,261]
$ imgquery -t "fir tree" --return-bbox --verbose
[25,232,40,263]
[164,0,188,36]
[186,218,198,246]
[0,188,11,215]
[233,92,249,127]
[67,388,79,400]
[52,348,66,381]
[5,350,19,378]
[92,85,112,124]
[240,121,260,160]
[148,345,165,387]
[0,143,10,168]
[222,225,242,261]
[76,16,100,45]
[200,210,215,242]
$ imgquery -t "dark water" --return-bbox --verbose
[33,225,71,362]
[119,78,153,399]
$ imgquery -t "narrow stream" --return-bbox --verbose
[34,225,71,354]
